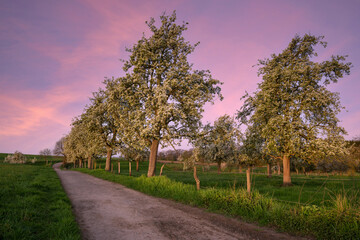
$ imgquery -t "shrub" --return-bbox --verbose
[4,151,27,164]
[316,158,350,173]
[62,162,74,169]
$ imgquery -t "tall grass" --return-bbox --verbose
[83,159,360,207]
[74,167,360,239]
[0,163,81,240]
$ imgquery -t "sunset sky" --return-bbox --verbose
[1,0,359,154]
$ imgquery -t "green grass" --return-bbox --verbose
[89,159,360,208]
[74,159,360,239]
[0,163,81,240]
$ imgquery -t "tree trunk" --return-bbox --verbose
[282,155,292,186]
[217,162,221,174]
[160,164,165,176]
[194,166,200,190]
[105,148,112,171]
[129,162,131,176]
[118,162,120,174]
[246,166,251,193]
[136,160,139,172]
[267,163,272,178]
[239,165,242,173]
[147,139,159,177]
[87,156,92,169]
[277,161,281,175]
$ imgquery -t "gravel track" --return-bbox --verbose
[53,163,309,240]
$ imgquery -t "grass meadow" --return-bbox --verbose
[74,158,360,239]
[0,156,80,240]
[1,153,359,239]
[83,159,360,208]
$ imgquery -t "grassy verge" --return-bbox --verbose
[74,167,360,239]
[85,159,360,207]
[0,163,81,240]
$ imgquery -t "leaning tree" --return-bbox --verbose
[238,34,351,186]
[118,11,222,177]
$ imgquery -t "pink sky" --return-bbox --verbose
[1,0,359,154]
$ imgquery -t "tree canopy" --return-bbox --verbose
[58,12,355,186]
[118,11,223,176]
[193,115,240,173]
[237,34,352,185]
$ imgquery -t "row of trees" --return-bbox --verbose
[59,11,353,187]
[61,11,222,178]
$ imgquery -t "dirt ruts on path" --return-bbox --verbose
[54,163,309,240]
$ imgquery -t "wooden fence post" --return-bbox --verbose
[194,166,200,190]
[246,166,251,193]
[160,164,165,176]
[129,162,131,176]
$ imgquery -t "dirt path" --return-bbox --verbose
[54,163,309,240]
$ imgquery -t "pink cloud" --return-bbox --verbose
[0,1,165,153]
[0,82,86,137]
[1,0,359,154]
